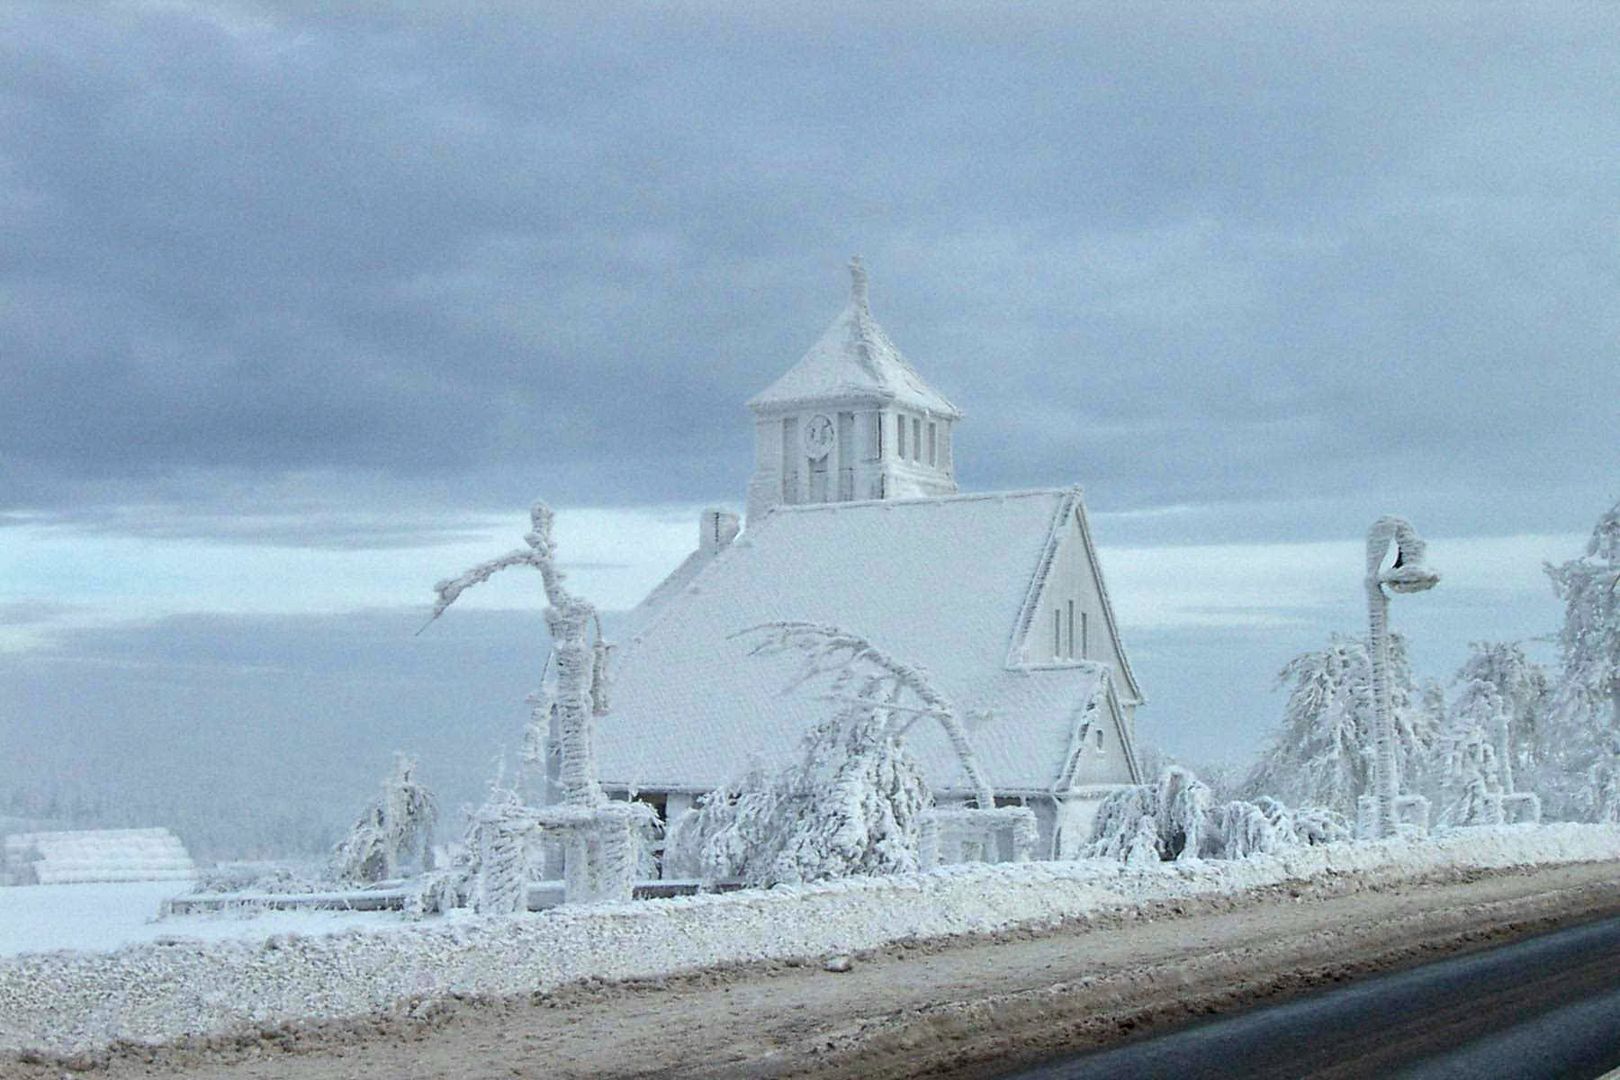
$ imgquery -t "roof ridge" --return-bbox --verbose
[763,486,1080,515]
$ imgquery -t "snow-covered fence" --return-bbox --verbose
[919,806,1037,867]
[1356,793,1430,839]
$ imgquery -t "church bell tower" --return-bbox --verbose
[745,258,962,522]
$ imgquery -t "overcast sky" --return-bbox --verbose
[2,2,1616,850]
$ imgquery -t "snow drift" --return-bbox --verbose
[2,824,1617,1057]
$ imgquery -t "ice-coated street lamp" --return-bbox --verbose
[1365,516,1441,839]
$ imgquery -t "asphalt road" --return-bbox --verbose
[1008,913,1620,1080]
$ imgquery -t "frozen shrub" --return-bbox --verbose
[331,754,437,884]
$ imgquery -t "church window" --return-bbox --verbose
[912,418,922,461]
[896,414,907,459]
[808,454,828,502]
[1094,728,1104,751]
[927,422,937,466]
[1081,612,1090,659]
[1053,609,1062,659]
[1066,600,1076,659]
[868,411,884,460]
[780,417,799,502]
[837,413,855,500]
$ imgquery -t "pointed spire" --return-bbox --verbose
[849,255,869,313]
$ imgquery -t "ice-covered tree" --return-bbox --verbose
[331,753,437,883]
[427,502,608,810]
[1244,633,1439,818]
[1586,733,1620,824]
[423,501,645,906]
[1541,502,1620,819]
[672,622,1024,886]
[1449,642,1549,796]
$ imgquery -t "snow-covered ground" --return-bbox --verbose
[2,824,1617,1059]
[0,881,407,958]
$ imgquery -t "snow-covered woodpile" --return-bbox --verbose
[1,828,195,886]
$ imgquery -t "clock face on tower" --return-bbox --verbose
[803,414,835,459]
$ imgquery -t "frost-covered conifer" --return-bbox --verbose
[331,754,437,884]
[1244,633,1439,817]
[1434,720,1501,827]
[1448,642,1548,799]
[1542,502,1620,819]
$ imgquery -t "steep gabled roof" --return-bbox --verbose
[747,259,961,419]
[594,489,1131,796]
[1004,490,1145,704]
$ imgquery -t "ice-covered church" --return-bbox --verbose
[592,260,1145,861]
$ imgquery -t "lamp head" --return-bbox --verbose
[1382,561,1440,594]
[1369,515,1440,594]
[1381,544,1440,593]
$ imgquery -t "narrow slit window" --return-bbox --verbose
[912,418,922,460]
[1053,609,1062,659]
[1066,600,1075,659]
[1081,612,1089,659]
[896,414,906,459]
[1094,728,1104,750]
[927,422,937,466]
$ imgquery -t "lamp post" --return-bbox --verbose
[1365,516,1440,839]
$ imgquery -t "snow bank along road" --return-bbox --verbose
[3,827,1619,1077]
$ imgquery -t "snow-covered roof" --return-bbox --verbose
[747,259,961,419]
[1,828,195,886]
[596,489,1121,796]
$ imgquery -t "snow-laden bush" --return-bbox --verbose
[675,691,933,887]
[1087,770,1346,862]
[1086,767,1209,862]
[1434,718,1502,828]
[191,861,327,895]
[331,754,437,884]
[1286,804,1351,846]
[1156,767,1211,860]
[1207,801,1286,859]
[1084,784,1160,866]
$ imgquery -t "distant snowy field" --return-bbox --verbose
[0,881,406,958]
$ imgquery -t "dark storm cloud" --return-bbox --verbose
[3,2,1617,538]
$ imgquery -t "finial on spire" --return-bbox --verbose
[849,255,869,311]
